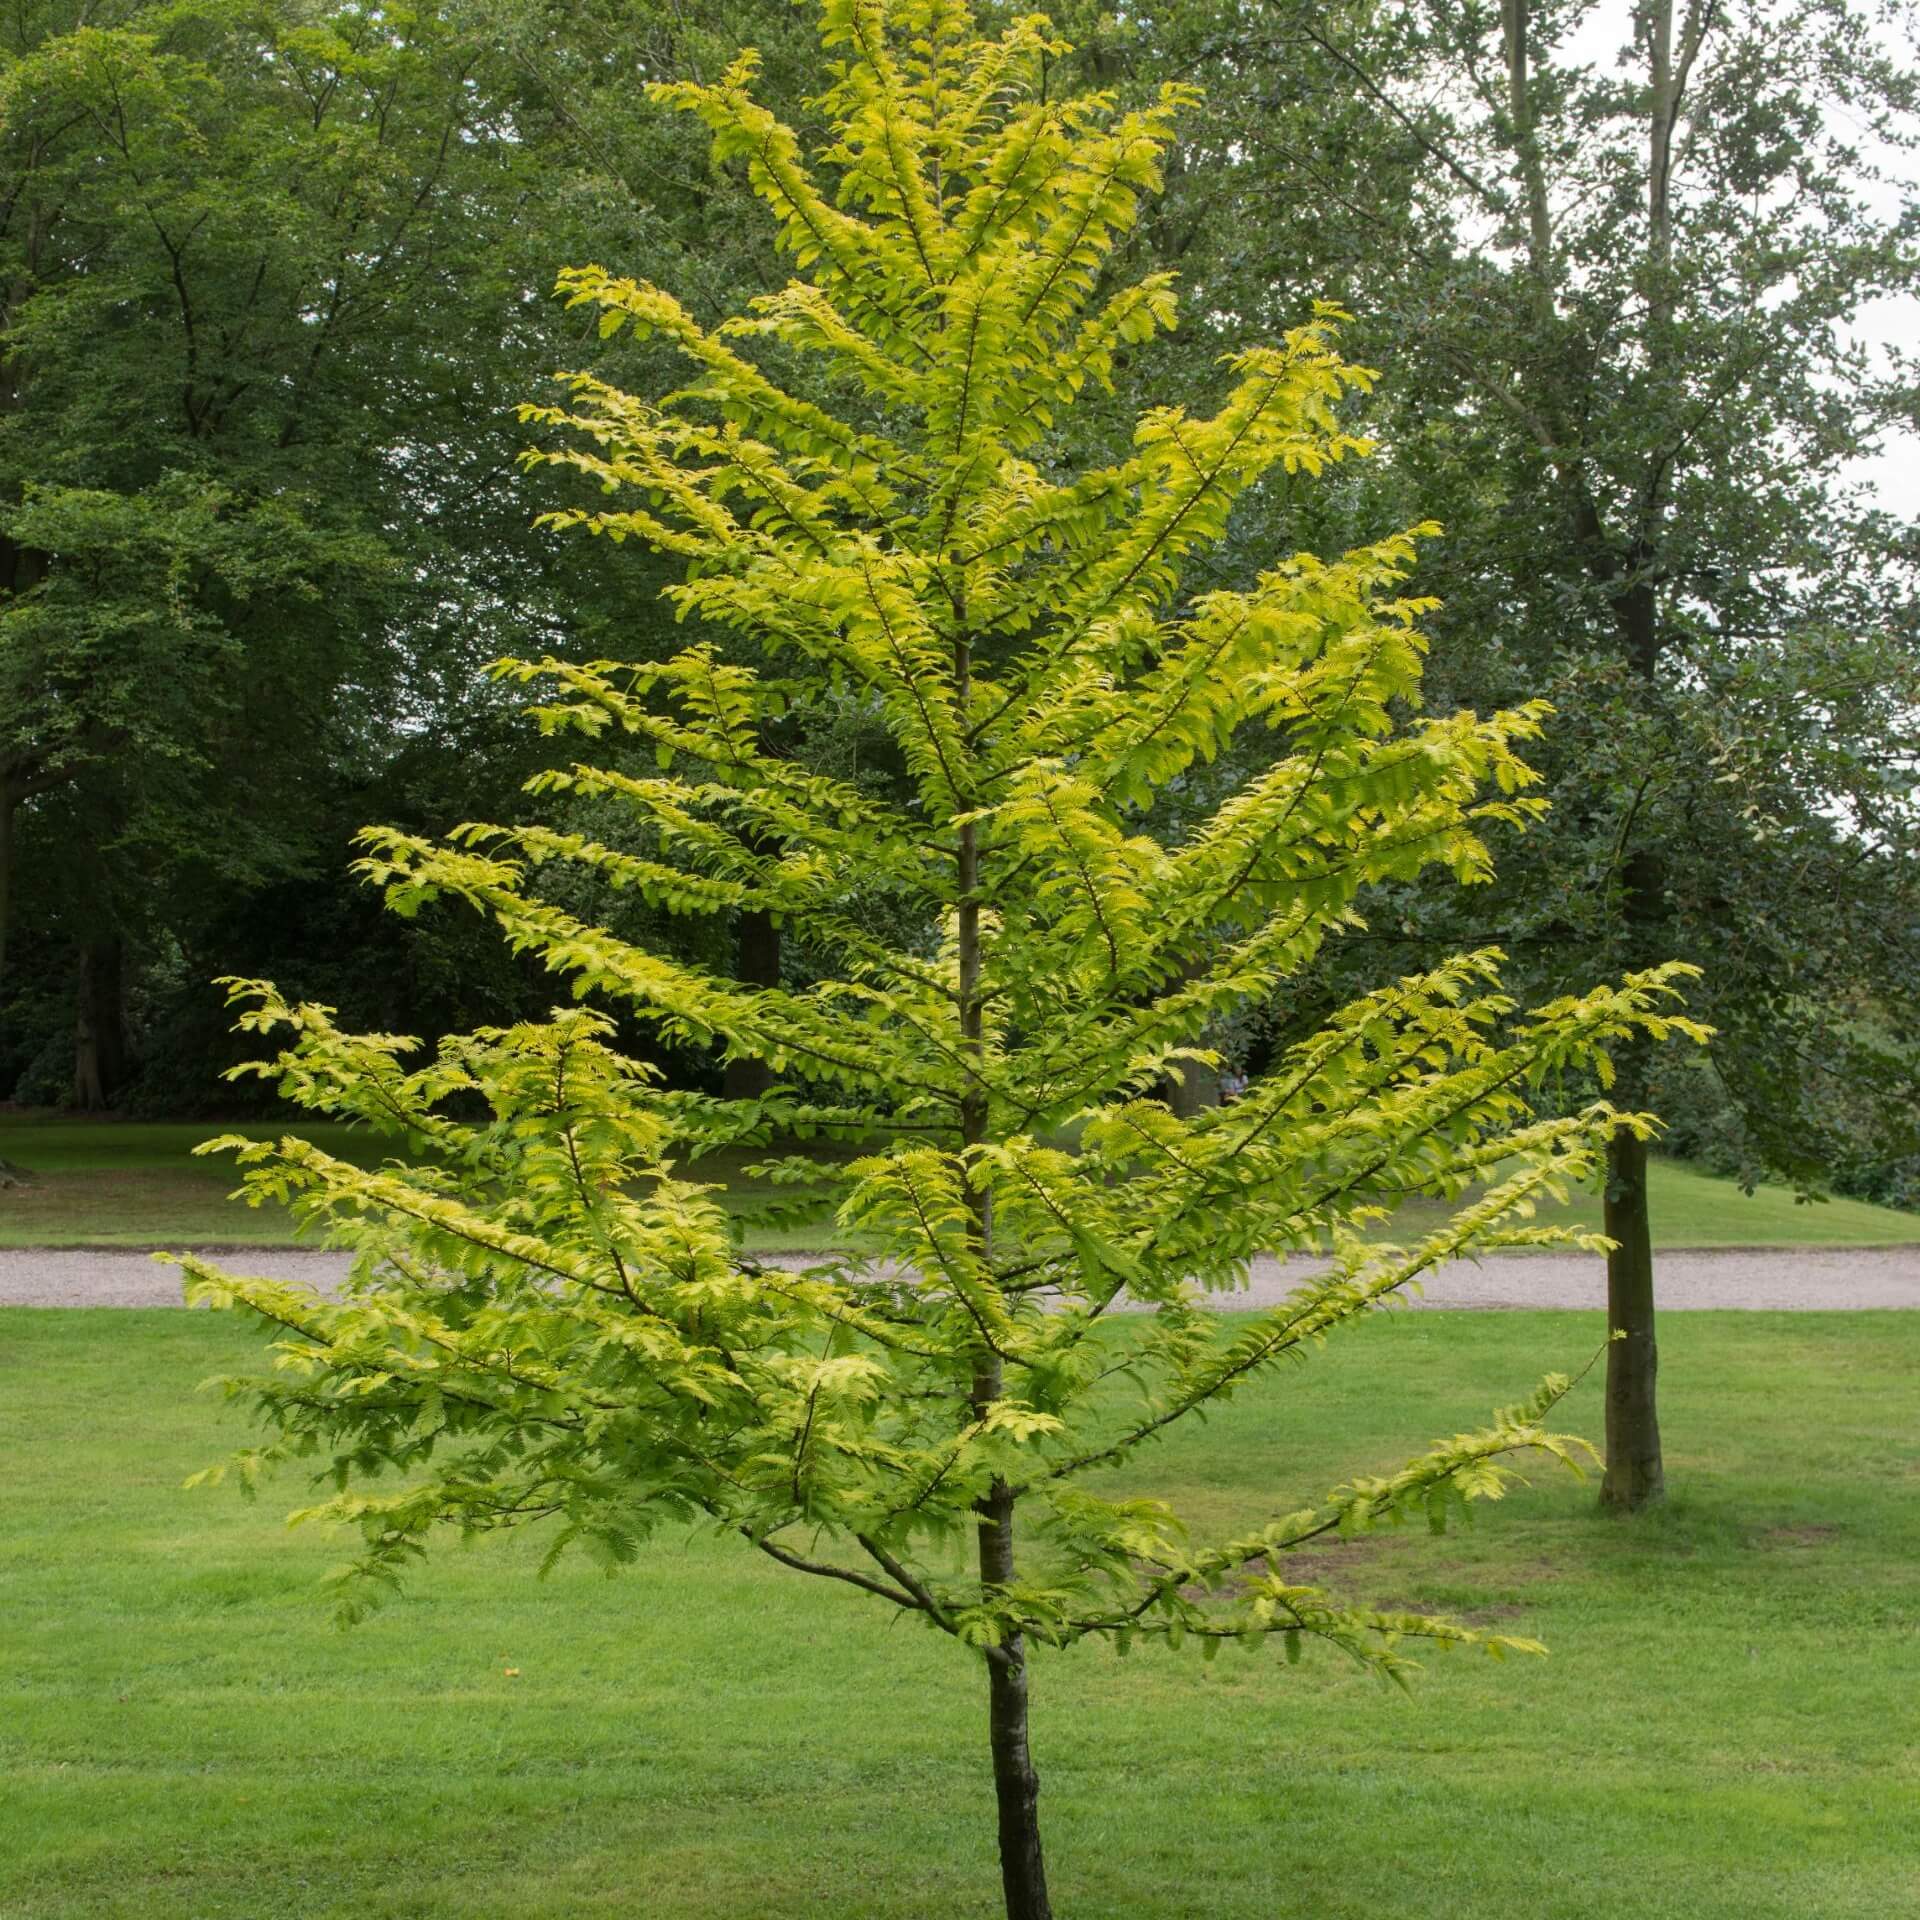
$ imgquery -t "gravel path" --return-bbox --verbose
[4,1243,1919,1310]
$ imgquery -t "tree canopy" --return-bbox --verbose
[177,4,1707,1912]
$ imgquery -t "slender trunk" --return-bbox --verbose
[1157,954,1223,1116]
[73,936,128,1111]
[1500,0,1557,287]
[973,1347,1050,1916]
[956,630,1052,1920]
[979,1483,1050,1920]
[1601,856,1669,1504]
[1602,1111,1664,1510]
[1500,0,1688,1509]
[720,906,782,1100]
[1647,0,1677,325]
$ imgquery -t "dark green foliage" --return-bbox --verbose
[0,0,816,1107]
[1084,0,1920,1208]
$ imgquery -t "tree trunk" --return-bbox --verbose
[976,1386,1050,1919]
[721,906,782,1101]
[1163,1054,1222,1117]
[72,936,129,1111]
[1499,0,1687,1507]
[1602,1118,1665,1510]
[1158,954,1223,1116]
[983,1614,1051,1920]
[954,626,1052,1920]
[1500,0,1558,290]
[1597,0,1687,1512]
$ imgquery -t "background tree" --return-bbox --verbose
[1045,0,1920,1507]
[0,0,818,1109]
[0,0,514,1098]
[179,6,1703,1915]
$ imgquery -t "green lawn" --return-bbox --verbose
[0,1118,384,1250]
[1387,1151,1920,1250]
[2,1308,1916,1918]
[4,1109,1919,1252]
[0,1115,846,1254]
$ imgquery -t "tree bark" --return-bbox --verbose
[980,1506,1051,1920]
[1163,1054,1222,1117]
[955,628,1052,1920]
[1601,1114,1665,1510]
[72,936,129,1111]
[1594,0,1686,1505]
[974,1354,1051,1917]
[720,906,782,1101]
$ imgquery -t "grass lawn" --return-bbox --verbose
[1385,1151,1920,1251]
[3,1307,1916,1918]
[0,1115,846,1254]
[0,1119,386,1250]
[5,1109,1919,1253]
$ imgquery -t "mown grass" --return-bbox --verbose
[1384,1151,1920,1250]
[0,1116,845,1254]
[4,1109,1919,1252]
[3,1307,1916,1918]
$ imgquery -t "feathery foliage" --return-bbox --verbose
[175,4,1705,1910]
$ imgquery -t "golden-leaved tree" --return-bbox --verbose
[177,4,1702,1913]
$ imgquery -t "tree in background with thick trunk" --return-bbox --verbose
[177,6,1705,1912]
[1053,0,1920,1508]
[1423,0,1920,1508]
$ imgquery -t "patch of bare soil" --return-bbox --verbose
[1372,1596,1529,1627]
[1755,1524,1842,1549]
[1269,1537,1386,1585]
